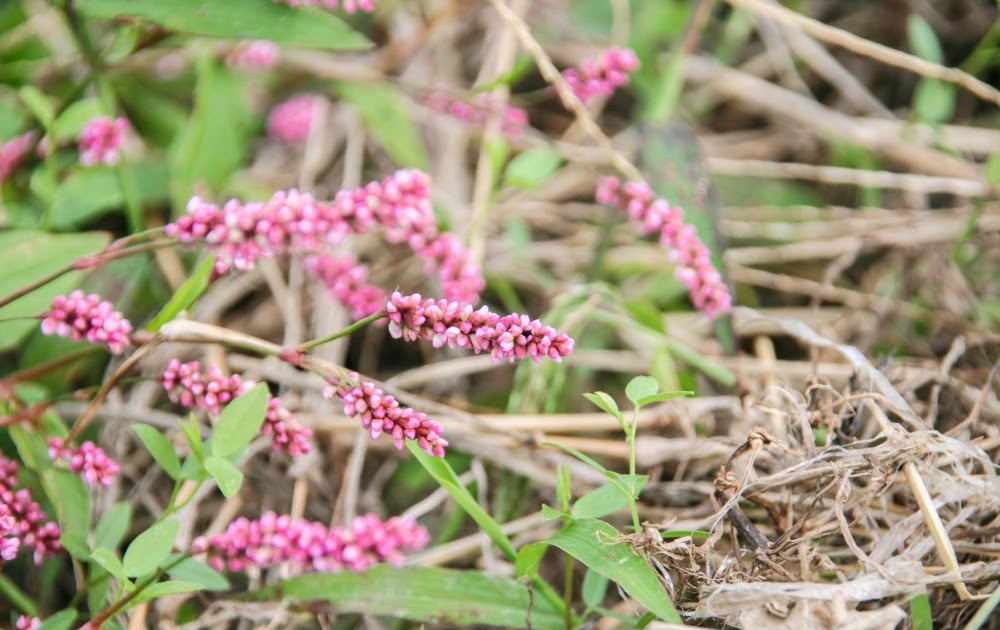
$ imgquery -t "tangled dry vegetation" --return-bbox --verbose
[48,0,1000,628]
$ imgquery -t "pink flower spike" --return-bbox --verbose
[40,291,133,354]
[0,455,62,567]
[423,91,529,139]
[304,253,386,319]
[161,359,312,455]
[226,40,280,72]
[16,616,41,630]
[325,374,448,457]
[48,438,120,487]
[562,47,640,103]
[596,177,732,317]
[267,94,325,144]
[0,131,36,181]
[273,0,374,13]
[78,116,129,166]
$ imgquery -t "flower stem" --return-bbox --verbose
[295,310,386,353]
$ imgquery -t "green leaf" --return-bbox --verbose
[541,504,567,521]
[204,455,244,498]
[548,519,680,623]
[90,547,127,582]
[514,542,548,578]
[582,392,623,424]
[76,0,369,50]
[131,580,205,604]
[907,15,943,64]
[19,86,55,128]
[635,391,693,407]
[42,469,90,556]
[582,568,609,608]
[144,255,216,331]
[625,376,659,405]
[545,441,611,477]
[572,482,631,519]
[36,609,76,630]
[210,383,269,458]
[661,529,710,540]
[94,501,132,550]
[0,230,110,351]
[964,582,1000,630]
[50,98,103,143]
[335,82,427,169]
[165,555,230,591]
[503,147,563,190]
[264,566,564,630]
[910,592,933,630]
[133,424,182,480]
[122,519,178,577]
[50,162,169,230]
[913,78,955,124]
[986,153,1000,187]
[556,464,572,512]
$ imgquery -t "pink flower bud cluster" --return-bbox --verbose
[385,291,575,364]
[304,253,386,319]
[562,47,639,103]
[324,375,448,457]
[48,438,121,487]
[596,177,732,317]
[267,94,324,145]
[78,116,129,166]
[226,40,280,72]
[274,0,374,13]
[0,456,62,566]
[16,616,41,630]
[40,291,133,355]
[192,511,427,574]
[166,170,485,305]
[0,131,36,181]
[161,359,313,456]
[423,92,529,138]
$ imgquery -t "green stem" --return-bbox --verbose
[88,553,190,628]
[296,311,386,352]
[562,553,574,630]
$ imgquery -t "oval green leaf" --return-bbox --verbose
[165,555,230,591]
[210,383,269,458]
[572,482,631,519]
[625,376,659,405]
[90,547,127,582]
[204,455,244,498]
[144,254,216,331]
[123,519,178,577]
[133,424,182,480]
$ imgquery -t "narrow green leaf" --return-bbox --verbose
[36,609,76,630]
[541,504,567,521]
[907,15,943,64]
[19,86,55,128]
[204,455,244,498]
[986,153,1000,187]
[635,391,693,407]
[583,392,623,424]
[335,83,427,169]
[556,464,572,512]
[661,529,710,540]
[625,376,659,405]
[165,555,230,591]
[548,519,681,623]
[582,568,609,608]
[131,580,204,604]
[210,383,269,458]
[964,582,1000,630]
[133,424,182,480]
[122,519,178,577]
[913,79,955,124]
[544,441,611,477]
[41,469,90,554]
[265,566,564,630]
[503,148,563,190]
[90,547,126,582]
[145,255,216,331]
[76,0,370,50]
[514,542,548,578]
[572,482,631,519]
[910,592,933,630]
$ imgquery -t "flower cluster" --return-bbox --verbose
[166,170,484,305]
[192,511,427,574]
[226,40,280,72]
[0,131,36,181]
[423,92,529,138]
[596,177,732,317]
[40,291,133,355]
[16,616,40,630]
[562,47,639,103]
[385,292,575,364]
[304,254,386,319]
[48,438,121,487]
[78,116,129,166]
[274,0,374,12]
[161,359,312,456]
[325,375,448,457]
[0,456,62,566]
[267,94,324,144]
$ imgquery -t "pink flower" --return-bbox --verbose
[267,94,324,144]
[161,359,313,456]
[562,47,639,103]
[191,511,427,574]
[226,40,280,72]
[16,616,41,630]
[324,375,448,457]
[40,291,133,354]
[596,177,732,317]
[304,253,386,319]
[48,438,121,487]
[273,0,375,13]
[0,456,62,566]
[0,131,36,181]
[424,92,529,138]
[78,116,129,166]
[384,292,575,363]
